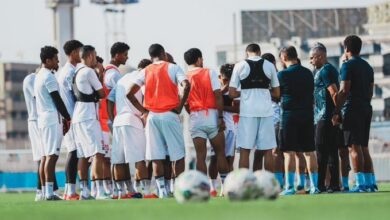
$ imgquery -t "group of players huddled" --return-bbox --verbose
[23,34,378,201]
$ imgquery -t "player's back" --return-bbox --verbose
[23,73,38,121]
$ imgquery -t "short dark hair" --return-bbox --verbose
[80,45,95,59]
[96,56,104,64]
[63,40,83,56]
[184,48,202,65]
[138,59,152,69]
[40,46,58,63]
[280,46,298,61]
[220,64,235,79]
[246,43,261,53]
[166,52,176,64]
[261,53,276,64]
[344,35,362,55]
[312,42,327,54]
[149,44,165,58]
[110,42,130,58]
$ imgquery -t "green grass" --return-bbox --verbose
[1,184,390,220]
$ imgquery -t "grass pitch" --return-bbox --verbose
[1,184,389,220]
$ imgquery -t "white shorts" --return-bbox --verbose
[189,110,218,140]
[145,112,185,161]
[237,116,276,150]
[225,130,236,157]
[28,121,43,161]
[62,125,77,152]
[73,120,105,158]
[112,125,146,164]
[39,123,63,156]
[102,131,111,158]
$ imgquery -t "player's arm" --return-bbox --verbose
[327,84,339,106]
[107,89,116,122]
[89,69,106,99]
[270,87,280,102]
[175,79,191,114]
[49,91,71,121]
[214,89,226,131]
[127,83,148,115]
[228,63,241,99]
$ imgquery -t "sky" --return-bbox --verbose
[0,0,384,69]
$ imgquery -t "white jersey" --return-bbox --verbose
[23,73,38,121]
[104,64,121,90]
[108,71,143,129]
[230,56,279,117]
[57,62,77,116]
[34,68,60,128]
[72,64,103,124]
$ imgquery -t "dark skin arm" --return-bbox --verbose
[327,83,339,106]
[229,87,240,99]
[332,80,351,125]
[107,100,115,122]
[173,80,191,114]
[270,86,280,102]
[214,89,226,132]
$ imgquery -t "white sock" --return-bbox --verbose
[141,179,151,195]
[165,179,171,193]
[125,180,136,193]
[97,180,105,196]
[46,182,54,198]
[80,180,90,197]
[135,181,142,193]
[68,184,76,195]
[103,180,112,194]
[209,179,218,191]
[220,173,228,196]
[64,183,68,195]
[115,181,125,195]
[42,186,46,198]
[170,179,175,192]
[156,177,167,198]
[91,180,97,196]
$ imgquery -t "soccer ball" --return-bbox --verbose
[223,168,261,201]
[254,170,280,200]
[174,170,210,203]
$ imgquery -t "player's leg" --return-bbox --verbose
[253,150,263,171]
[209,131,229,196]
[78,157,91,199]
[256,116,276,172]
[44,154,59,200]
[303,151,320,194]
[349,144,365,192]
[237,117,256,169]
[295,152,306,191]
[361,108,376,192]
[208,155,218,197]
[316,147,329,192]
[64,150,78,199]
[39,156,46,199]
[281,151,296,195]
[328,147,340,192]
[163,156,173,196]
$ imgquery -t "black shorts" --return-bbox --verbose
[315,120,339,150]
[279,110,315,152]
[342,107,372,147]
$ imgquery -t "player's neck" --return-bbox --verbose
[110,60,121,67]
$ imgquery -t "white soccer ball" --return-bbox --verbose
[223,168,261,201]
[254,170,280,200]
[174,170,210,203]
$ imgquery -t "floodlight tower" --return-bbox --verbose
[46,0,79,64]
[91,0,139,60]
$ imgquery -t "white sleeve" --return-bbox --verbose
[173,64,187,84]
[229,61,244,89]
[45,74,59,93]
[107,86,116,102]
[104,70,121,89]
[88,70,103,91]
[266,62,280,88]
[209,70,221,91]
[133,69,146,86]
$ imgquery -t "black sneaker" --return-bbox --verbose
[46,194,62,201]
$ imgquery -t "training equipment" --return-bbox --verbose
[254,170,280,200]
[223,168,260,201]
[174,170,210,203]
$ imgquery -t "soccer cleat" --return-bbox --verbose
[95,194,111,200]
[210,190,218,197]
[167,192,174,198]
[296,185,305,191]
[46,194,62,201]
[373,184,379,192]
[280,187,296,196]
[143,194,159,199]
[128,192,143,199]
[34,192,44,202]
[65,194,80,201]
[349,185,367,193]
[342,187,350,193]
[79,194,95,200]
[309,187,320,194]
[366,185,377,193]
